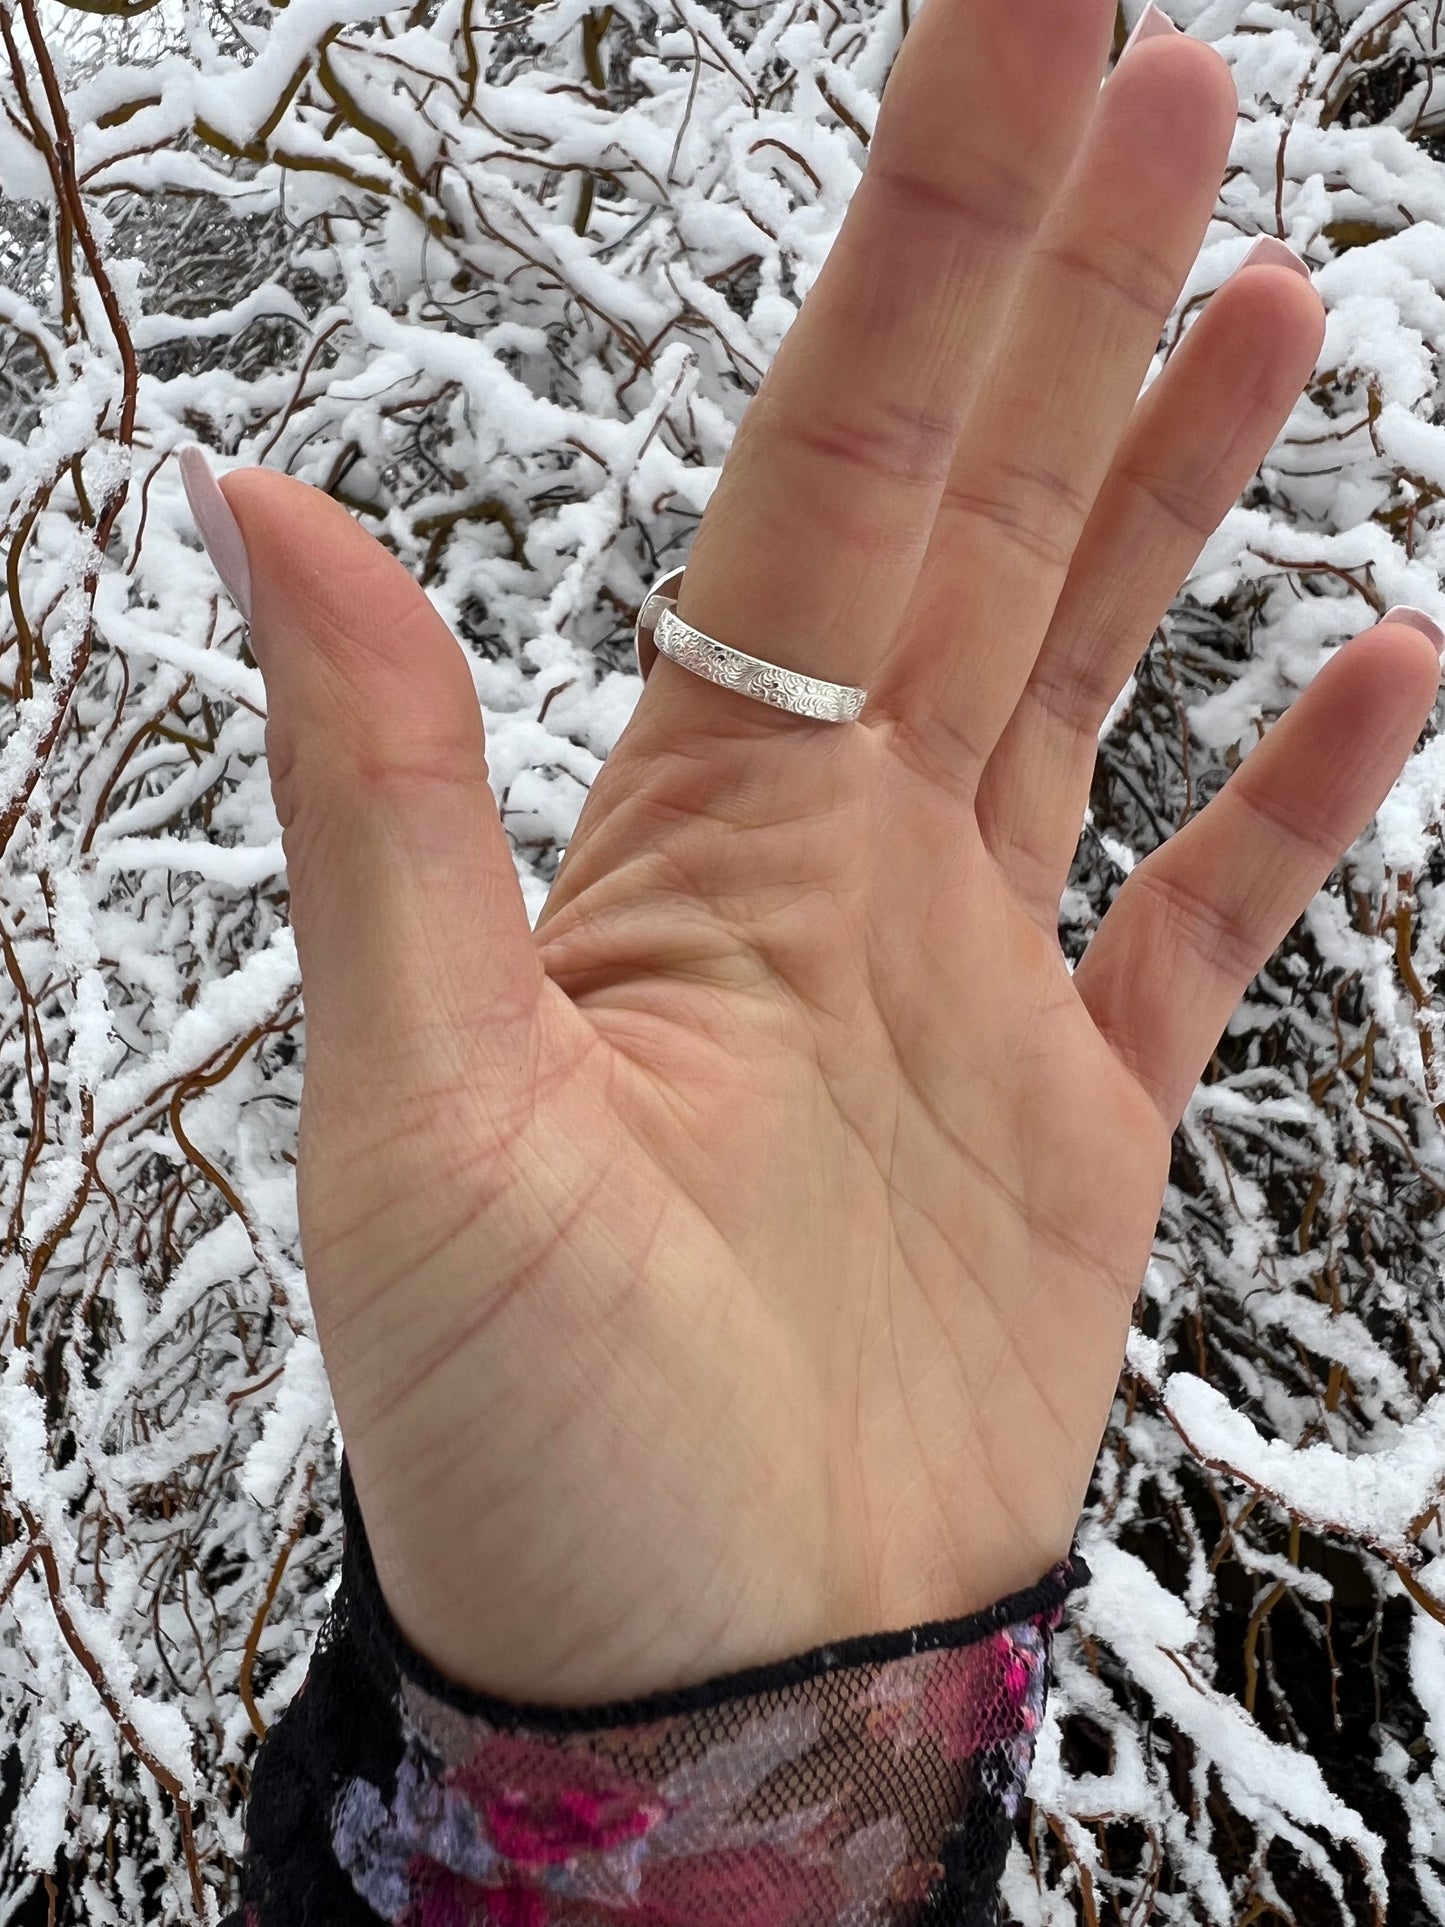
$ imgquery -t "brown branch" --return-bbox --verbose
[17,1499,207,1916]
[238,1463,317,1740]
[254,316,352,466]
[19,0,140,444]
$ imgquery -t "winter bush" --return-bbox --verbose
[4,0,1445,1919]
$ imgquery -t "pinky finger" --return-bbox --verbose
[1072,616,1443,1128]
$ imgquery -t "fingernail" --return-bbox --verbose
[178,444,252,622]
[1236,236,1313,283]
[1381,605,1445,654]
[1121,3,1179,56]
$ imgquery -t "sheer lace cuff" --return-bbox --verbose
[226,1449,1089,1926]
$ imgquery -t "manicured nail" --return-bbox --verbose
[1381,605,1445,654]
[1121,3,1179,56]
[1237,236,1312,283]
[178,444,252,623]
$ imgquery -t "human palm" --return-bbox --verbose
[212,0,1442,1707]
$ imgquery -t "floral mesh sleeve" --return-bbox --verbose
[223,1449,1088,1927]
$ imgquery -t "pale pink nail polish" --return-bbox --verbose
[1382,605,1445,654]
[1121,3,1179,56]
[1237,236,1313,283]
[178,444,253,622]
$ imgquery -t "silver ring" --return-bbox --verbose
[633,566,867,724]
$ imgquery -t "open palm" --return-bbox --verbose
[211,0,1441,1708]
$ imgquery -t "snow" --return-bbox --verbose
[1162,1372,1445,1547]
[6,0,1445,1919]
[239,1334,332,1509]
[1078,1537,1389,1913]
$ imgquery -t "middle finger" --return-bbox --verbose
[867,18,1238,784]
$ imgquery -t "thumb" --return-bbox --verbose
[178,448,547,1127]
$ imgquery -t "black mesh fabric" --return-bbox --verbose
[222,1449,1088,1926]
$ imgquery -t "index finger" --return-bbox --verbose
[639,0,1119,737]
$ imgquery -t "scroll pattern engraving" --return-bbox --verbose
[653,606,866,722]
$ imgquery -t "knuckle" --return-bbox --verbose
[1025,651,1124,740]
[1118,461,1221,543]
[1128,862,1266,987]
[863,155,1045,250]
[265,719,302,832]
[780,395,957,495]
[1230,780,1342,870]
[1036,236,1178,327]
[937,455,1086,571]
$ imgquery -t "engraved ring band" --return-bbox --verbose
[633,566,868,725]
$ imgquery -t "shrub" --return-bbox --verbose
[3,1,1445,1920]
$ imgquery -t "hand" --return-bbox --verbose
[208,0,1441,1706]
